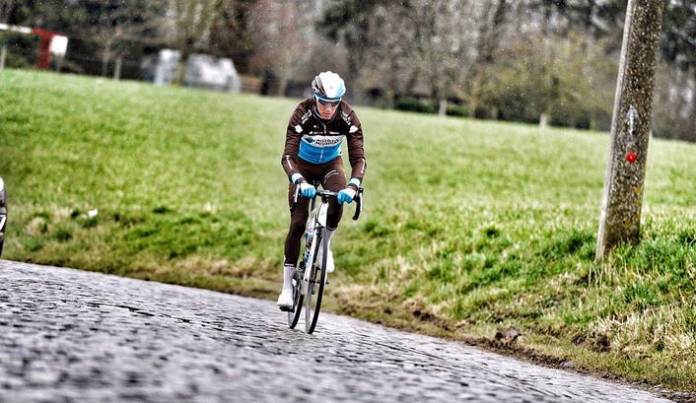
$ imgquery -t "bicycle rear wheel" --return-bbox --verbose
[304,228,327,334]
[287,263,304,328]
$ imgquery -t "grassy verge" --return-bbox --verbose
[2,69,695,394]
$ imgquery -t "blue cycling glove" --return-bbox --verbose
[292,174,316,199]
[337,187,357,204]
[298,181,316,199]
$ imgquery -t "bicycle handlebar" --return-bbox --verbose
[290,185,364,221]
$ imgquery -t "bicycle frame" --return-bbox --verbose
[302,191,331,288]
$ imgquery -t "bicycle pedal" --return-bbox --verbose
[279,306,293,312]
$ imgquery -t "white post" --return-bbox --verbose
[0,45,6,71]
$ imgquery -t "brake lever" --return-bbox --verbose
[352,187,364,221]
[290,184,300,211]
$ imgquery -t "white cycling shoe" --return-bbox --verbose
[277,287,294,310]
[277,265,295,310]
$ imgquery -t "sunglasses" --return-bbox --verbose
[316,98,340,107]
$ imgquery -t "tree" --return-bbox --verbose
[523,0,696,140]
[2,1,167,77]
[248,0,318,96]
[317,0,388,84]
[319,0,479,109]
[2,1,87,31]
[0,0,16,23]
[402,0,476,115]
[171,0,222,84]
[79,1,166,78]
[653,63,695,141]
[0,1,89,70]
[660,0,696,137]
[467,0,508,117]
[208,0,258,74]
[481,31,615,129]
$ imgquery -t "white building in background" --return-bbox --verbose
[143,49,241,93]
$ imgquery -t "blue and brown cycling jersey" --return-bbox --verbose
[281,98,367,188]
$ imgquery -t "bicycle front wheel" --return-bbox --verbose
[287,264,304,329]
[304,228,327,334]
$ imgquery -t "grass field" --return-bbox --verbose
[2,69,695,392]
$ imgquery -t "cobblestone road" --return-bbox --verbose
[0,260,673,402]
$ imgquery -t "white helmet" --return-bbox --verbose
[311,71,346,102]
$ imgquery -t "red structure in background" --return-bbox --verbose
[0,23,67,69]
[32,28,59,69]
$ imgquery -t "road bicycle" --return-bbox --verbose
[284,180,363,334]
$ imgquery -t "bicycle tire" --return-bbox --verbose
[305,228,327,334]
[287,265,304,328]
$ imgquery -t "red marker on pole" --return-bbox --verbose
[626,151,637,163]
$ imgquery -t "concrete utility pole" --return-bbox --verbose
[596,0,664,260]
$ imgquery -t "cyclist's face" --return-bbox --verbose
[316,98,339,120]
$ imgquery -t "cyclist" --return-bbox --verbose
[277,71,367,309]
